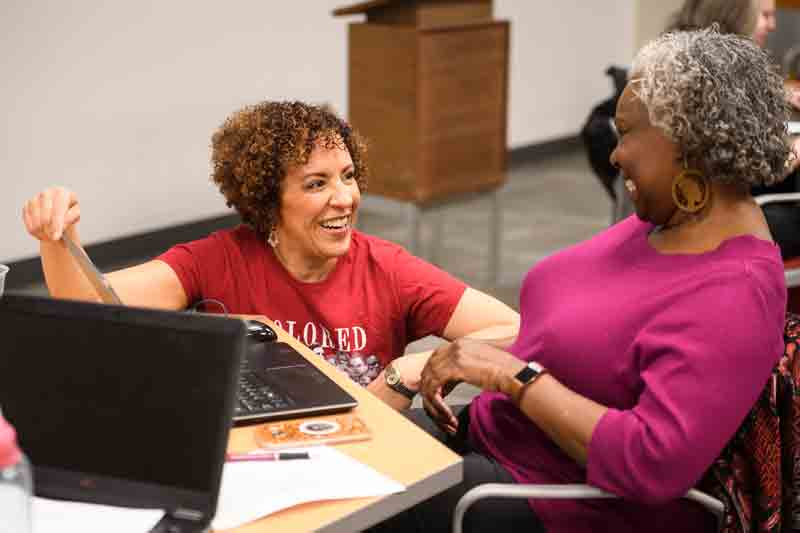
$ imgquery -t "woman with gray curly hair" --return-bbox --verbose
[665,0,800,258]
[369,28,789,533]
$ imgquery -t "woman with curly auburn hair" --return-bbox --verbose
[209,102,370,242]
[368,29,789,533]
[21,101,519,409]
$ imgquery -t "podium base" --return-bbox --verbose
[360,187,503,287]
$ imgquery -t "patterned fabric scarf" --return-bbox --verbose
[698,314,800,532]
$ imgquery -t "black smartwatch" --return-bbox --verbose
[514,361,547,387]
[385,362,416,400]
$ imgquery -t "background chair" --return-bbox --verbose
[755,193,800,312]
[453,484,723,533]
[453,313,800,533]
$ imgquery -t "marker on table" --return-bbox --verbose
[226,451,310,463]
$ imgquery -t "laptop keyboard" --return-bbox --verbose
[235,367,294,418]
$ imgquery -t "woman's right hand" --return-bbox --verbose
[22,187,81,242]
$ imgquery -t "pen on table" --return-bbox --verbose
[225,451,311,462]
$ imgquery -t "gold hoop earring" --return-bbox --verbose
[267,228,279,248]
[671,169,709,213]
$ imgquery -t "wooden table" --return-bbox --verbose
[220,319,463,532]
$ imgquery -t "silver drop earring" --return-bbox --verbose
[267,228,279,248]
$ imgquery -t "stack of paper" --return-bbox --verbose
[32,498,163,533]
[212,446,405,530]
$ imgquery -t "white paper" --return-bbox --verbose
[32,497,164,533]
[788,121,800,135]
[212,446,405,531]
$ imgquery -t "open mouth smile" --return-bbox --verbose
[319,215,351,231]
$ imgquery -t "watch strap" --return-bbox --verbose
[389,379,417,400]
[386,364,416,400]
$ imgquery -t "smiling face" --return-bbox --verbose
[273,141,360,280]
[610,83,682,225]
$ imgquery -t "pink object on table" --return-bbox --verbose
[0,416,22,468]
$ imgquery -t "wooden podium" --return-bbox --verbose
[333,0,509,285]
[333,0,509,204]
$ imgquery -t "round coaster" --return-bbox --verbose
[298,419,341,436]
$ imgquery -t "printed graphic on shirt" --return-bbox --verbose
[273,319,381,387]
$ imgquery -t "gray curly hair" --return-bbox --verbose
[630,27,792,187]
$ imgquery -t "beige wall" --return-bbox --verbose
[635,0,684,49]
[1,0,635,262]
[497,1,634,149]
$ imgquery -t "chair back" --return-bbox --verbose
[698,313,800,532]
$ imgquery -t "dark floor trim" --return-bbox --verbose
[5,213,241,289]
[508,134,582,167]
[5,137,581,290]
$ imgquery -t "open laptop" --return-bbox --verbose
[60,233,357,424]
[234,336,358,423]
[0,294,245,533]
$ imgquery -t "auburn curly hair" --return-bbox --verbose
[211,101,368,238]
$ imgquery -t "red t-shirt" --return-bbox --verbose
[158,226,466,385]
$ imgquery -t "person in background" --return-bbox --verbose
[667,0,786,105]
[666,0,760,35]
[667,0,800,258]
[749,0,800,258]
[752,0,777,48]
[590,0,769,223]
[369,28,790,533]
[21,101,519,410]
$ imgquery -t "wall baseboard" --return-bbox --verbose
[508,134,582,167]
[5,135,582,290]
[5,213,241,290]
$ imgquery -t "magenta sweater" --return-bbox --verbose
[469,216,786,533]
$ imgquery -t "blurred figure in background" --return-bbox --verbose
[665,0,759,35]
[752,0,777,48]
[669,0,800,260]
[585,0,800,258]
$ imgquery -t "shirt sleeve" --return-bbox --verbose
[391,247,467,342]
[157,234,225,305]
[586,269,785,504]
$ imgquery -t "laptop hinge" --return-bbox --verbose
[172,508,205,522]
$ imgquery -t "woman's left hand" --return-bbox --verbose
[420,339,525,434]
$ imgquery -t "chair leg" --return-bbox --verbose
[407,203,422,257]
[430,207,444,266]
[488,189,501,287]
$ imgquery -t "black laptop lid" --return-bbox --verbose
[0,294,246,521]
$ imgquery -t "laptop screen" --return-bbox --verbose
[0,295,245,515]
